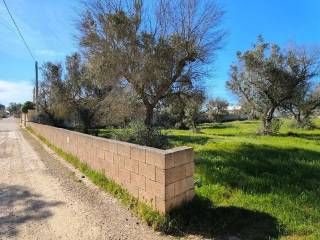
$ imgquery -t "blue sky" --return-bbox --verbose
[0,0,319,106]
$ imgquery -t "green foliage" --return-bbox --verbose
[227,36,320,135]
[7,102,22,117]
[21,101,35,113]
[111,121,169,149]
[183,92,205,131]
[260,118,283,135]
[206,98,229,123]
[291,118,315,130]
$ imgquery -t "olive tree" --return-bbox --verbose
[39,62,67,126]
[227,37,320,134]
[78,0,225,126]
[283,84,320,128]
[206,97,229,122]
[184,92,205,131]
[7,103,22,117]
[63,53,111,133]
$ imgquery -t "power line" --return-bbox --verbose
[2,0,36,61]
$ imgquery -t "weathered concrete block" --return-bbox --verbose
[131,146,146,162]
[139,162,156,181]
[130,172,146,190]
[146,179,165,200]
[29,122,195,213]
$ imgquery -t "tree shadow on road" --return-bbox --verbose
[0,184,64,238]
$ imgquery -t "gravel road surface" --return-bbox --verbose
[0,117,176,240]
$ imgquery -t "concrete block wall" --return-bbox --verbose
[28,122,195,213]
[21,110,36,127]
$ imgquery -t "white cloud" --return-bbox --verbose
[0,80,33,107]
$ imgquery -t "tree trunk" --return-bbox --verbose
[295,113,302,126]
[262,106,276,135]
[79,109,93,134]
[144,104,154,127]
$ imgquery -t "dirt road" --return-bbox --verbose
[0,117,172,240]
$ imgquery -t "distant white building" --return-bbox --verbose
[224,105,248,121]
[227,105,242,113]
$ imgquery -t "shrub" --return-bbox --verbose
[111,121,169,149]
[291,118,315,130]
[260,118,283,135]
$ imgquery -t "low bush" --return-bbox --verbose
[111,121,169,149]
[291,118,315,130]
[259,118,283,135]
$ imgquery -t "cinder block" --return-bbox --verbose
[127,184,139,198]
[109,142,118,153]
[185,189,195,202]
[104,151,114,162]
[165,198,177,211]
[164,153,175,169]
[131,146,146,162]
[155,197,166,213]
[165,165,186,184]
[139,162,155,180]
[146,149,165,169]
[139,189,155,207]
[102,160,112,176]
[173,148,194,166]
[165,183,175,200]
[97,148,104,160]
[119,168,131,186]
[109,163,119,180]
[102,141,110,151]
[113,154,125,168]
[146,179,165,200]
[30,123,196,213]
[174,176,194,196]
[117,142,131,157]
[185,162,195,177]
[155,168,165,184]
[185,176,194,189]
[130,172,146,190]
[125,158,139,173]
[166,192,187,211]
[95,157,104,172]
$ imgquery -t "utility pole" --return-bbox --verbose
[35,61,39,112]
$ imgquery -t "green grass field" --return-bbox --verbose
[165,119,320,239]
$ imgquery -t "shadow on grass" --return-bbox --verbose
[167,196,281,240]
[280,132,320,141]
[168,134,211,145]
[171,143,320,239]
[197,143,320,196]
[202,123,236,129]
[0,184,63,237]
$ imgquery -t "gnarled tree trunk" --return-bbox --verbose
[262,106,276,135]
[144,104,155,127]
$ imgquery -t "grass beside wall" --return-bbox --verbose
[27,126,242,239]
[165,119,320,240]
[25,127,166,231]
[26,119,320,239]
